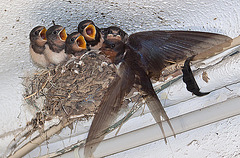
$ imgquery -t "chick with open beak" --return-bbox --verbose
[29,26,50,67]
[44,25,68,65]
[78,20,103,50]
[65,32,87,57]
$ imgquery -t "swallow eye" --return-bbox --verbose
[110,44,115,49]
[34,30,40,36]
[70,38,75,42]
[81,25,85,30]
[100,29,105,34]
[53,30,58,34]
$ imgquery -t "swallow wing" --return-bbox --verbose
[84,62,135,157]
[128,31,232,75]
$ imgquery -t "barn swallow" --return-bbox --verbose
[84,31,232,157]
[104,28,232,96]
[78,20,104,50]
[29,26,50,67]
[65,32,87,57]
[99,26,232,97]
[44,25,68,65]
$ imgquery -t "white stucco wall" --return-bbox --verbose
[0,0,240,157]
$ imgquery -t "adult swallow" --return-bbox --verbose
[65,32,87,57]
[78,20,104,50]
[84,31,232,157]
[44,25,68,65]
[29,26,49,67]
[101,26,232,96]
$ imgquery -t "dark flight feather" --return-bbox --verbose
[128,52,176,143]
[84,61,135,157]
[128,31,232,78]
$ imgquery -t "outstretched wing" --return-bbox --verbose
[84,62,135,157]
[128,31,232,78]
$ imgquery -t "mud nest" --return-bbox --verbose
[24,51,117,127]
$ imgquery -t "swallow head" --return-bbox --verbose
[65,32,87,56]
[46,25,67,51]
[101,39,126,64]
[30,26,47,47]
[78,20,98,42]
[103,26,128,43]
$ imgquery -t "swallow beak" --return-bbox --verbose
[59,28,67,41]
[76,35,87,49]
[40,27,47,40]
[84,24,96,40]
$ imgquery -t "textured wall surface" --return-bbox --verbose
[0,0,240,157]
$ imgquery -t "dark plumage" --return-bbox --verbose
[126,31,232,79]
[84,30,232,157]
[85,39,176,157]
[182,56,210,96]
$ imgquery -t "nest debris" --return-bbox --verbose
[24,51,117,128]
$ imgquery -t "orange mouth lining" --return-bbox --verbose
[76,35,87,49]
[40,27,47,40]
[85,24,96,39]
[59,28,67,41]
